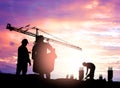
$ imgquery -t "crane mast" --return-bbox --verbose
[6,23,82,51]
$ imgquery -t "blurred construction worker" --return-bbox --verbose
[32,35,57,79]
[82,62,95,80]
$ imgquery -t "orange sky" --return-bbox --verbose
[0,0,120,81]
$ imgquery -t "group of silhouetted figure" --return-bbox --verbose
[16,35,96,80]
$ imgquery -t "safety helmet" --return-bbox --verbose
[36,35,44,42]
[82,62,86,66]
[21,39,29,44]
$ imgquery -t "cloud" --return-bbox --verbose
[1,0,120,81]
[0,61,16,74]
[0,29,32,58]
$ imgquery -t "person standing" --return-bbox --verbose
[16,39,31,75]
[82,62,95,80]
[32,35,57,79]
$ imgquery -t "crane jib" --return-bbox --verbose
[6,23,82,51]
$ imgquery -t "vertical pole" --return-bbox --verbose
[79,67,84,81]
[108,67,113,82]
[35,28,39,41]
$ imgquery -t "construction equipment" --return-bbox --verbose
[6,23,82,51]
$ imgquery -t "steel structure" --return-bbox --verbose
[6,23,82,51]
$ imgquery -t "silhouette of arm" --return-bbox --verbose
[46,43,54,51]
[31,44,37,60]
[86,67,88,75]
[26,47,31,66]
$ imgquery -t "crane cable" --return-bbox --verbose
[6,23,82,51]
[34,28,82,51]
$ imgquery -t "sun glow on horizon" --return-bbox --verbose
[1,0,120,81]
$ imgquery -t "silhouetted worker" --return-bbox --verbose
[16,39,31,75]
[82,62,95,80]
[32,35,57,79]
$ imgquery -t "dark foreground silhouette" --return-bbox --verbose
[0,73,120,88]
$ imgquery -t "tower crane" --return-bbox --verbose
[6,23,82,51]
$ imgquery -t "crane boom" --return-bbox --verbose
[6,23,82,51]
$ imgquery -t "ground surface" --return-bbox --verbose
[0,73,120,88]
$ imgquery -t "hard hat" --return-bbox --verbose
[21,39,29,44]
[36,35,44,41]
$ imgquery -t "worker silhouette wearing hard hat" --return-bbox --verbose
[32,35,57,79]
[16,39,31,75]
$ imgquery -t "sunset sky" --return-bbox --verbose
[0,0,120,81]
